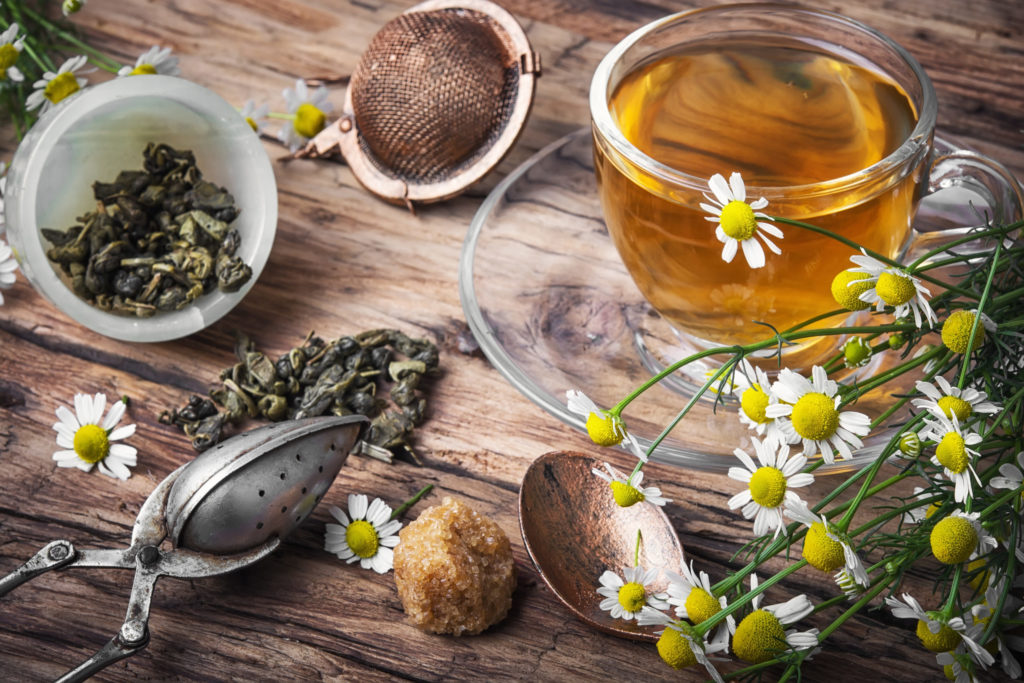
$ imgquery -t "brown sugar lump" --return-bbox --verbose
[393,496,516,635]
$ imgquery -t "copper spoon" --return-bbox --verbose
[518,450,685,641]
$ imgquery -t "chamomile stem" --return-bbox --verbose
[389,485,433,521]
[906,219,1023,272]
[18,4,121,71]
[942,565,962,613]
[957,236,1001,388]
[698,559,808,638]
[770,216,976,298]
[980,511,1017,646]
[839,345,945,413]
[613,324,914,418]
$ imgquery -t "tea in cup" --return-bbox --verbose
[590,5,1022,360]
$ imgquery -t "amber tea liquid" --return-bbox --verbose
[595,38,921,353]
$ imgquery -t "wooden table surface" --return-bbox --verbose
[1,1,1022,681]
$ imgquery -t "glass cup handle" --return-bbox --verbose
[909,149,1024,259]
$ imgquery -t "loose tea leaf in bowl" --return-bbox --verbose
[43,142,252,317]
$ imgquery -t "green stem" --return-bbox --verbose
[907,219,1023,271]
[390,485,433,521]
[957,236,1001,388]
[771,216,975,298]
[20,4,121,70]
[697,560,808,638]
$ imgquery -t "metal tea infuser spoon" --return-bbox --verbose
[0,414,366,682]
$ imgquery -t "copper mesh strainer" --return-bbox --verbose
[299,0,540,208]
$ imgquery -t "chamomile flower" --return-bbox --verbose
[833,568,864,601]
[117,46,180,77]
[830,269,872,311]
[913,375,999,423]
[921,413,983,503]
[843,337,873,369]
[0,239,17,305]
[732,359,786,448]
[732,574,819,664]
[51,393,137,479]
[785,499,869,587]
[700,172,782,269]
[239,99,271,134]
[766,366,872,464]
[596,566,669,621]
[0,23,26,83]
[279,78,332,152]
[0,162,7,236]
[990,451,1024,493]
[25,55,89,115]
[664,561,735,650]
[886,593,992,665]
[567,389,642,455]
[848,250,937,327]
[639,608,726,681]
[930,510,997,565]
[591,462,669,508]
[941,310,996,355]
[936,651,979,683]
[727,437,813,538]
[324,494,402,573]
[902,487,942,525]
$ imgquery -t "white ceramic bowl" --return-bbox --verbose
[4,75,277,342]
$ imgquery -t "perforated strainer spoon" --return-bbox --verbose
[0,414,366,682]
[294,0,540,208]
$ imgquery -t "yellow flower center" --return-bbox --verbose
[791,392,839,441]
[942,311,985,354]
[936,432,969,474]
[130,63,158,76]
[657,625,698,670]
[345,520,379,559]
[875,271,917,306]
[733,609,787,663]
[719,200,757,241]
[937,396,972,422]
[748,466,787,508]
[741,386,771,424]
[617,581,647,613]
[44,71,81,104]
[73,424,109,464]
[294,102,326,139]
[0,43,19,73]
[915,619,961,652]
[245,117,259,132]
[930,516,978,565]
[609,480,645,507]
[831,270,872,311]
[924,503,941,520]
[803,521,845,573]
[684,588,720,625]
[966,558,989,593]
[942,662,956,680]
[585,412,623,447]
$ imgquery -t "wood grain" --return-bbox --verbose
[1,0,1022,681]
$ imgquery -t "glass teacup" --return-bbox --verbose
[590,4,1022,368]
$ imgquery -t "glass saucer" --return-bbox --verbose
[458,127,974,473]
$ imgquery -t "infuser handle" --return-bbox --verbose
[55,621,150,683]
[57,561,160,683]
[0,540,77,597]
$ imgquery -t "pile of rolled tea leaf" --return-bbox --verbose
[161,329,439,461]
[44,143,252,317]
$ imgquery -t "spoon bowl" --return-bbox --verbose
[518,450,684,641]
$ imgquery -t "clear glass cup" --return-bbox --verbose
[4,75,278,342]
[590,4,1023,367]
